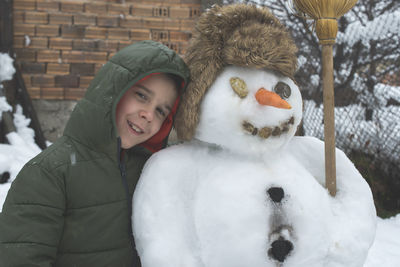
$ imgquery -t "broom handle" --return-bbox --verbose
[322,44,337,197]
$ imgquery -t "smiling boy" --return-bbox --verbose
[116,73,179,149]
[0,41,189,267]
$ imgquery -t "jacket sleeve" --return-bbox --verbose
[0,162,66,266]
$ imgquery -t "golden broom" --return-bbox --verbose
[292,0,358,196]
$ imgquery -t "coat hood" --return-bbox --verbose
[174,4,298,140]
[64,40,190,157]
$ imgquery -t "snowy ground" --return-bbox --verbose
[1,53,400,265]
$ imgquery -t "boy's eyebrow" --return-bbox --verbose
[135,84,153,96]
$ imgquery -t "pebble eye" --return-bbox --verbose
[230,77,248,98]
[274,82,291,99]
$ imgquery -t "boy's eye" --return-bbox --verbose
[135,91,147,100]
[157,108,166,117]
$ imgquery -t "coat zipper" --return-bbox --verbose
[117,138,141,267]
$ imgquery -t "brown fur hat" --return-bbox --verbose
[175,4,298,140]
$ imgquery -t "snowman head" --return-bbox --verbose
[195,66,302,156]
[175,4,299,148]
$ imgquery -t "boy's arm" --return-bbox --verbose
[0,163,65,266]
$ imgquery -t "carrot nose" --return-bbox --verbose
[255,88,292,109]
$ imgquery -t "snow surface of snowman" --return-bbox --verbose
[132,66,376,267]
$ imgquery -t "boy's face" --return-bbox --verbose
[116,74,178,149]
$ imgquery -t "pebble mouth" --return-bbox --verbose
[242,116,295,139]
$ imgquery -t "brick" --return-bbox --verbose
[131,4,154,17]
[22,74,32,87]
[84,52,108,63]
[32,74,55,87]
[180,0,198,4]
[61,2,84,13]
[170,7,190,18]
[49,13,73,25]
[108,28,130,40]
[72,39,98,51]
[37,50,61,63]
[169,31,191,42]
[21,62,46,74]
[130,29,150,40]
[97,40,119,51]
[13,11,24,24]
[85,27,107,39]
[13,37,25,48]
[62,51,107,63]
[28,37,48,48]
[55,75,79,88]
[14,0,35,10]
[108,3,130,15]
[37,0,60,11]
[151,30,169,42]
[120,17,143,28]
[70,63,95,75]
[36,25,59,36]
[62,51,82,63]
[153,7,170,17]
[15,49,36,61]
[189,7,201,18]
[24,11,48,24]
[41,88,64,99]
[108,52,117,60]
[14,24,35,36]
[49,38,73,50]
[79,76,94,88]
[65,88,86,100]
[85,2,107,14]
[143,18,180,30]
[74,14,96,26]
[47,63,70,75]
[61,25,85,38]
[97,15,119,27]
[118,41,132,50]
[180,19,195,31]
[27,87,41,99]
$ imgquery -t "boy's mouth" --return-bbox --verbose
[127,120,144,134]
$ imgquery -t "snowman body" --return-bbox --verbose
[133,67,376,267]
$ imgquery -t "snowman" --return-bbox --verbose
[132,4,376,267]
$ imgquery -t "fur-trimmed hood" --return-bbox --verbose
[175,4,298,140]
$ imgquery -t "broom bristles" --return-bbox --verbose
[292,0,358,19]
[292,0,358,44]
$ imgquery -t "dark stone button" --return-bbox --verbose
[0,172,10,184]
[267,187,284,203]
[269,238,293,262]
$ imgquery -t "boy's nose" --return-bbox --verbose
[139,108,154,122]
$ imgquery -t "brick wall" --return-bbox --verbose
[13,0,201,100]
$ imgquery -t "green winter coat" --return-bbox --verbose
[0,41,189,267]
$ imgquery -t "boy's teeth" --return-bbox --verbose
[128,121,143,133]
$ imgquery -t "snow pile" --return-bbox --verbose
[133,66,377,267]
[0,53,42,212]
[365,214,400,266]
[0,53,15,84]
[0,104,42,182]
